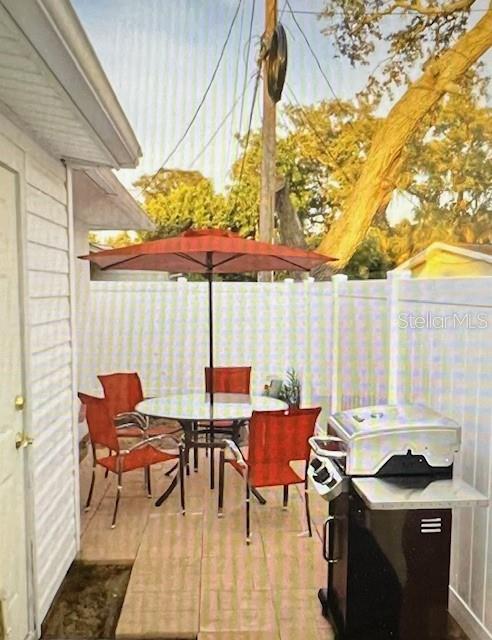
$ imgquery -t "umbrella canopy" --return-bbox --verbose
[80,228,336,393]
[81,228,335,274]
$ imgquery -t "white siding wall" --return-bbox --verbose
[0,112,78,626]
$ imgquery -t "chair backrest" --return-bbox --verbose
[248,407,321,466]
[204,366,252,394]
[78,393,119,452]
[98,372,144,417]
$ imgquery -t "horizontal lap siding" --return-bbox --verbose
[26,158,76,623]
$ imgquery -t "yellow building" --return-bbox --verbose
[394,242,492,278]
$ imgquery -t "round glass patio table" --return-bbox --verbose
[136,392,286,422]
[136,393,287,505]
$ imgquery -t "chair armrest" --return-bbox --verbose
[126,433,183,452]
[115,411,148,429]
[115,422,146,432]
[223,439,247,468]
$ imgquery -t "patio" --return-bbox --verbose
[73,275,492,640]
[79,448,334,639]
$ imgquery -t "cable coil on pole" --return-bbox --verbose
[267,22,288,103]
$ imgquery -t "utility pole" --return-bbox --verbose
[258,0,277,283]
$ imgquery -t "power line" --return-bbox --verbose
[138,0,243,197]
[238,0,256,139]
[284,0,346,111]
[228,62,262,213]
[190,73,257,167]
[227,0,246,165]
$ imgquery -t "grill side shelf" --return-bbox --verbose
[352,476,488,510]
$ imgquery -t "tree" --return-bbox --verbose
[403,73,492,243]
[316,0,492,269]
[227,100,379,242]
[135,169,230,238]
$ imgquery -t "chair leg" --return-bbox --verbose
[210,428,215,490]
[85,449,97,512]
[146,466,152,498]
[246,481,251,545]
[185,441,191,476]
[304,475,312,537]
[179,446,186,516]
[165,461,178,477]
[105,449,110,479]
[283,485,289,511]
[218,448,225,518]
[111,470,123,529]
[193,422,199,472]
[251,487,266,505]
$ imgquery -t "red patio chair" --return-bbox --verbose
[98,372,181,438]
[78,393,185,528]
[204,366,252,394]
[218,406,321,543]
[194,366,252,483]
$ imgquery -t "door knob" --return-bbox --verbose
[15,433,34,449]
[15,395,25,410]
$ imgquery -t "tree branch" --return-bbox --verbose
[316,6,492,269]
[394,0,477,16]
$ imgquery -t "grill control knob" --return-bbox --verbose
[314,467,332,484]
[311,458,322,471]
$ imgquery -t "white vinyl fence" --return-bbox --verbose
[80,274,492,640]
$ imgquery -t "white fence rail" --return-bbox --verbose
[80,275,492,640]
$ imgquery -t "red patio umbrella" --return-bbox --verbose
[81,228,336,390]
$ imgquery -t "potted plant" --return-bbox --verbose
[279,368,302,409]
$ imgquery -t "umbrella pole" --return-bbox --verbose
[207,265,216,490]
[207,269,214,400]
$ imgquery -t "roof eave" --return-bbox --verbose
[1,0,141,168]
[74,168,154,231]
[395,242,492,271]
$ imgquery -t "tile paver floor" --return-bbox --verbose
[79,449,469,640]
[79,449,334,639]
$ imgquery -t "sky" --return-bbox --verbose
[73,0,491,226]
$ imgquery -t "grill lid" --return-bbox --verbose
[329,403,460,440]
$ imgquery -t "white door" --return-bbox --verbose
[0,164,30,640]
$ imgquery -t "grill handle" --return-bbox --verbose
[322,515,338,563]
[309,436,347,460]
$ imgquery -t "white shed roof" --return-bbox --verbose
[0,0,141,168]
[395,242,492,271]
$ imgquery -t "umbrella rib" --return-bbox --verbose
[175,253,208,269]
[213,254,245,269]
[99,254,143,271]
[268,256,314,271]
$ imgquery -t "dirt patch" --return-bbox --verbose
[41,562,131,639]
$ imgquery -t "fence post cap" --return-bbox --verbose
[387,269,411,280]
[331,274,348,283]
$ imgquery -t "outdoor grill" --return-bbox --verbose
[308,403,488,640]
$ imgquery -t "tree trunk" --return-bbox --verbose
[275,177,307,249]
[275,178,308,279]
[316,6,492,270]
